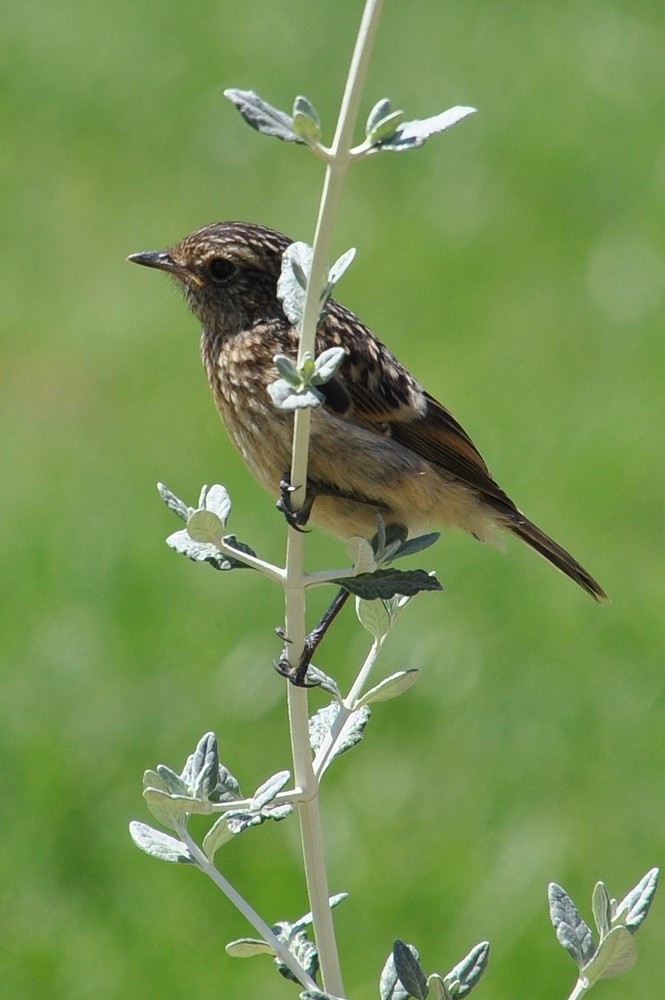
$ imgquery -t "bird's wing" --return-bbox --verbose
[318,302,513,508]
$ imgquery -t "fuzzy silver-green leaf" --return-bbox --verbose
[187,509,224,545]
[293,94,321,143]
[129,822,193,864]
[358,670,419,708]
[224,88,301,143]
[582,926,636,982]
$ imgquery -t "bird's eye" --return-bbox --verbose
[208,257,235,282]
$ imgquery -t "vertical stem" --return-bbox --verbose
[283,3,384,996]
[290,0,384,507]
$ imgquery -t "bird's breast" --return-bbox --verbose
[203,325,294,493]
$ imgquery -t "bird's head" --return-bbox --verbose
[129,221,292,333]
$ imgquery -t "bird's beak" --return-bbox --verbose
[128,250,180,273]
[127,250,201,284]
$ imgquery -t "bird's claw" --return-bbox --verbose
[274,640,320,687]
[276,475,314,531]
[274,621,324,686]
[273,588,350,688]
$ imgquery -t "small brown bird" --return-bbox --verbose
[129,221,606,601]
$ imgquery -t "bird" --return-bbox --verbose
[129,221,607,602]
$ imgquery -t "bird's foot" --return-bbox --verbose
[274,588,350,687]
[274,629,320,687]
[276,474,315,532]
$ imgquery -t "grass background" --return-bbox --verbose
[1,2,663,998]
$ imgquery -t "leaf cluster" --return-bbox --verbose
[130,733,294,865]
[224,89,475,159]
[159,482,257,571]
[380,939,489,1000]
[341,520,442,603]
[548,869,659,989]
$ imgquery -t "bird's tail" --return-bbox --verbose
[509,515,608,602]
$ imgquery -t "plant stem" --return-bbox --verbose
[346,636,384,706]
[216,540,286,584]
[179,828,318,991]
[283,2,384,996]
[313,636,384,777]
[566,979,590,1000]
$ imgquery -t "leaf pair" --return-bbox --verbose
[224,89,322,148]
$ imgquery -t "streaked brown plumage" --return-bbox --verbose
[129,221,607,601]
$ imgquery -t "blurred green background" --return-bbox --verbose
[2,1,663,997]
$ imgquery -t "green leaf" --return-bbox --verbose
[144,785,212,822]
[165,529,254,570]
[292,94,321,143]
[393,940,428,1000]
[373,106,476,152]
[614,867,659,932]
[339,568,442,600]
[153,764,189,795]
[357,670,419,708]
[187,735,221,800]
[202,814,234,861]
[209,763,243,804]
[391,532,441,561]
[144,733,242,828]
[300,665,342,701]
[268,380,324,410]
[142,786,188,827]
[165,529,219,563]
[129,821,193,864]
[293,893,348,933]
[157,482,191,521]
[592,881,611,938]
[277,241,313,325]
[381,594,413,628]
[252,770,290,810]
[355,596,391,640]
[548,883,596,968]
[309,702,370,760]
[187,509,224,545]
[274,353,300,385]
[371,517,400,560]
[224,88,302,143]
[380,948,410,1000]
[582,926,636,983]
[200,483,232,525]
[225,807,290,836]
[312,346,346,385]
[367,108,406,145]
[224,785,294,836]
[426,975,449,1000]
[366,98,393,136]
[271,927,319,983]
[324,248,356,298]
[182,732,217,788]
[444,941,490,998]
[347,536,378,575]
[226,937,276,958]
